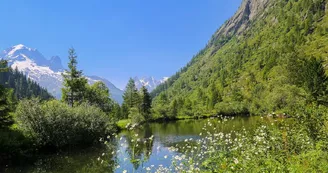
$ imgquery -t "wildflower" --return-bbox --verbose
[149,135,154,140]
[123,170,127,173]
[164,155,168,159]
[234,158,239,164]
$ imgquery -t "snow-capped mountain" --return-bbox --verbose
[134,76,168,92]
[0,44,124,104]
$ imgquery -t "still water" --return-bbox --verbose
[6,116,262,173]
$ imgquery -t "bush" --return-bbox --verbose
[15,99,115,148]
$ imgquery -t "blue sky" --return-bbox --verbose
[0,0,241,89]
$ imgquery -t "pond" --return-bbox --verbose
[5,116,263,173]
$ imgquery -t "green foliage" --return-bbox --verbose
[85,81,114,113]
[116,119,131,130]
[123,78,139,109]
[152,0,328,118]
[0,61,53,101]
[139,86,152,120]
[62,48,88,106]
[0,60,13,128]
[111,102,122,121]
[122,79,152,123]
[15,99,114,148]
[129,107,144,124]
[0,86,14,128]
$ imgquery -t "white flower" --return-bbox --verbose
[123,170,127,173]
[234,158,239,164]
[164,155,168,159]
[149,135,154,140]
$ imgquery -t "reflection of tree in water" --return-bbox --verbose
[82,138,119,173]
[125,125,154,170]
[24,141,119,173]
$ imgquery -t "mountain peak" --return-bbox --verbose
[134,76,168,91]
[13,44,26,49]
[49,56,64,71]
[0,45,124,104]
[4,44,33,57]
[10,44,36,52]
[209,0,269,46]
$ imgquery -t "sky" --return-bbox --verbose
[0,0,241,89]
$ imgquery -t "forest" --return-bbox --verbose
[151,0,328,119]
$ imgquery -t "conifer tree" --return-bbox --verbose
[0,60,13,128]
[123,78,139,109]
[139,86,152,120]
[62,48,87,106]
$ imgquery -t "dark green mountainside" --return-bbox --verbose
[0,64,53,101]
[152,0,328,119]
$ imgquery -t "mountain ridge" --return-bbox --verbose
[134,76,168,92]
[152,0,328,118]
[0,44,124,104]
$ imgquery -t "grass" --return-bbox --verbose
[116,119,131,130]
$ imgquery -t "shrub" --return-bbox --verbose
[15,99,115,148]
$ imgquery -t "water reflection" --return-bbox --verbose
[6,116,262,173]
[112,116,261,172]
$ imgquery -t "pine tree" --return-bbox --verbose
[123,78,139,109]
[170,99,178,118]
[139,86,152,120]
[0,60,13,128]
[62,48,87,106]
[302,58,328,103]
[209,84,219,109]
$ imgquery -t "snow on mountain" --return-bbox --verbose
[134,76,168,92]
[0,44,123,104]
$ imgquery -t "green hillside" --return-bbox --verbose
[0,61,53,101]
[152,0,328,119]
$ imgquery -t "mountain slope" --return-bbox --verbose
[0,45,124,104]
[152,0,328,118]
[0,64,53,100]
